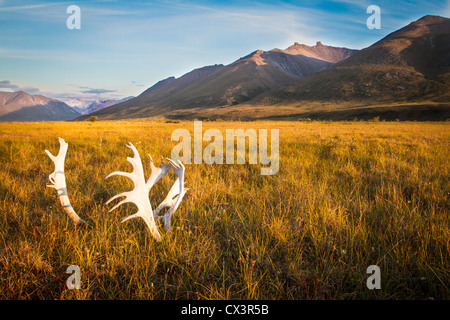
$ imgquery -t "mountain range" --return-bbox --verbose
[65,99,90,113]
[80,96,135,115]
[78,15,450,121]
[78,41,358,120]
[0,91,80,122]
[0,92,135,121]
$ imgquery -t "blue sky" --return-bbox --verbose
[0,0,449,104]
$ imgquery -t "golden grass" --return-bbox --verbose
[0,120,448,299]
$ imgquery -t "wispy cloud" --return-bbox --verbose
[80,87,117,94]
[0,47,103,63]
[0,80,41,94]
[131,81,145,87]
[0,3,52,12]
[0,80,19,90]
[0,80,125,105]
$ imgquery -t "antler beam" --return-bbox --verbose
[45,137,88,225]
[106,143,163,242]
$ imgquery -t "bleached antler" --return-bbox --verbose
[45,137,88,225]
[105,143,162,242]
[146,155,171,191]
[154,177,182,215]
[154,159,187,231]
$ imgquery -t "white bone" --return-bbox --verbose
[45,137,88,225]
[105,143,162,242]
[146,155,171,191]
[155,158,187,231]
[154,177,189,216]
[154,177,182,215]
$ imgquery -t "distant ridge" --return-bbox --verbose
[276,41,356,63]
[81,96,134,115]
[0,91,80,122]
[77,42,357,120]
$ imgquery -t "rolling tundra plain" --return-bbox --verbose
[0,120,449,299]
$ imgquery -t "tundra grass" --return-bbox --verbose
[0,120,448,299]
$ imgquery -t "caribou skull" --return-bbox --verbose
[45,137,88,225]
[106,142,187,241]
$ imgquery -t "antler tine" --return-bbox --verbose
[155,158,187,231]
[106,142,162,242]
[105,191,132,210]
[146,154,171,191]
[45,137,88,225]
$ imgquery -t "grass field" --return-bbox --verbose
[0,120,449,299]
